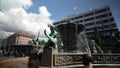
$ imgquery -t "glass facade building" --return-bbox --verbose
[54,6,118,40]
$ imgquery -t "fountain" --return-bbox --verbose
[28,21,120,68]
[56,21,91,54]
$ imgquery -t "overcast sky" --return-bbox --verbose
[0,0,120,38]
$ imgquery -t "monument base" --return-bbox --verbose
[41,47,58,67]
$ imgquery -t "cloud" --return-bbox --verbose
[0,0,32,11]
[0,0,52,37]
[0,29,13,39]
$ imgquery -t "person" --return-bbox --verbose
[14,50,18,57]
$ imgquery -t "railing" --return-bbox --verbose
[53,53,120,67]
[53,53,83,66]
[92,53,120,64]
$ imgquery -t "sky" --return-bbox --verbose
[0,0,120,38]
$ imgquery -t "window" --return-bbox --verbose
[61,20,66,23]
[76,21,79,23]
[80,20,83,23]
[96,16,101,19]
[95,14,108,19]
[84,17,94,22]
[96,21,101,24]
[110,24,116,27]
[97,26,102,29]
[103,19,109,23]
[85,28,94,31]
[107,7,110,11]
[101,14,108,18]
[104,25,109,28]
[106,32,110,36]
[110,18,114,22]
[109,12,112,16]
[75,16,83,19]
[85,22,94,26]
[84,13,93,17]
[95,8,107,14]
[96,19,108,24]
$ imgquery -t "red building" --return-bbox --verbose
[6,32,34,45]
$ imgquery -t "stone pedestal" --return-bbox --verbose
[41,47,58,67]
[28,48,41,68]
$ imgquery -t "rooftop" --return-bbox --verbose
[8,32,34,38]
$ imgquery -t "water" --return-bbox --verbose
[89,40,104,53]
[77,32,91,54]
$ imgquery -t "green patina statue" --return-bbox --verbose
[32,37,41,46]
[32,23,57,49]
[43,23,58,49]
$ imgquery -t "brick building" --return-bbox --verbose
[6,32,34,45]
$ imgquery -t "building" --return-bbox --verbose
[6,32,34,45]
[0,39,2,49]
[1,32,35,56]
[54,6,118,40]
